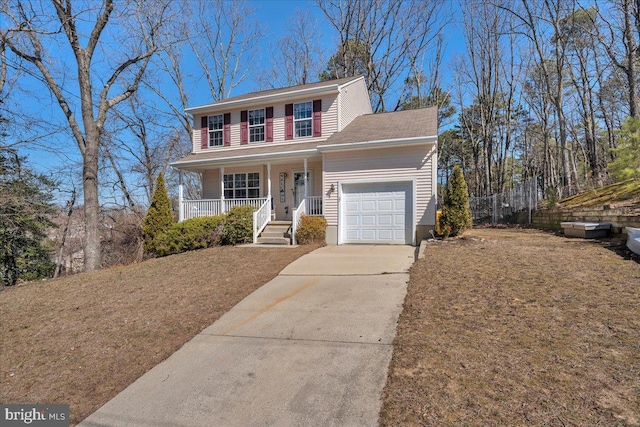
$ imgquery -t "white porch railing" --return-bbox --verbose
[182,198,268,222]
[225,198,266,212]
[253,198,271,243]
[182,199,222,220]
[291,199,306,245]
[306,196,323,216]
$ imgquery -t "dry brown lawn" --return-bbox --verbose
[380,228,640,427]
[0,245,315,425]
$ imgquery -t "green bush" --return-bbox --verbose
[145,204,256,257]
[439,165,472,238]
[295,215,327,245]
[609,117,640,180]
[142,174,175,254]
[149,216,224,257]
[221,205,255,245]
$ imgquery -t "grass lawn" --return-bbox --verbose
[380,228,639,426]
[0,245,315,425]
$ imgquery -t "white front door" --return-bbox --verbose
[293,171,311,208]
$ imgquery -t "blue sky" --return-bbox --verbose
[13,0,464,203]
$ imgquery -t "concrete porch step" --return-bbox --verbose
[256,221,293,245]
[256,236,291,245]
[263,225,291,233]
[262,231,291,238]
[269,220,292,226]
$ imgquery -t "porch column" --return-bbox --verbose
[267,162,272,199]
[220,166,225,214]
[178,170,184,222]
[304,158,308,201]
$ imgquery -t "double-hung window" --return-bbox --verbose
[208,114,224,146]
[248,109,265,142]
[294,101,313,138]
[223,172,260,199]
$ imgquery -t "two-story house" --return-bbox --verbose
[171,76,437,245]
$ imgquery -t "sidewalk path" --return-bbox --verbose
[80,245,414,427]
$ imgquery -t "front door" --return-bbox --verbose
[293,171,311,208]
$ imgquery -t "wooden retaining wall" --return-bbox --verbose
[533,205,640,233]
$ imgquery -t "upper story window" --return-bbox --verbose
[248,109,265,142]
[294,102,313,138]
[208,114,224,146]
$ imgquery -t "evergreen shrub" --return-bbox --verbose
[150,216,224,257]
[439,165,472,238]
[221,205,255,245]
[142,174,174,254]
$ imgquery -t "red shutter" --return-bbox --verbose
[265,107,274,142]
[201,116,208,149]
[223,113,231,146]
[285,103,293,140]
[240,110,248,145]
[313,99,322,137]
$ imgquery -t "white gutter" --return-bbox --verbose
[170,149,320,169]
[186,85,339,114]
[317,135,437,152]
[171,134,437,169]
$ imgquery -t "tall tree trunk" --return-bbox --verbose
[83,132,101,271]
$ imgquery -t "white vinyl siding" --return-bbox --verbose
[323,144,436,227]
[192,94,339,153]
[338,78,373,131]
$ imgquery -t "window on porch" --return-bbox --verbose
[223,172,260,199]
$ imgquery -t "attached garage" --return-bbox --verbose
[339,180,415,245]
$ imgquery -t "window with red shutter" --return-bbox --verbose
[200,116,208,149]
[266,107,274,142]
[293,101,313,138]
[313,99,322,137]
[285,103,294,140]
[223,113,231,146]
[240,110,248,145]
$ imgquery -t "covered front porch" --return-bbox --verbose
[175,154,324,244]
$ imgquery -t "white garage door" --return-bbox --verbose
[341,182,412,244]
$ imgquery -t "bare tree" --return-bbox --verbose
[500,0,578,192]
[260,9,325,88]
[2,0,170,271]
[189,0,262,101]
[592,0,640,118]
[317,0,445,112]
[53,187,76,278]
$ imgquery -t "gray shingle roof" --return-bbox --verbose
[186,76,364,112]
[322,107,437,145]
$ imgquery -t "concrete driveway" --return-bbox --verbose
[80,245,415,427]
